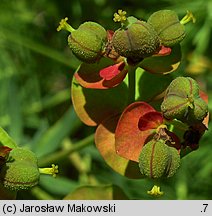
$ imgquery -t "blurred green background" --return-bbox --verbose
[0,0,211,200]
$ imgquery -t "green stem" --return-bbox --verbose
[128,66,136,104]
[38,134,94,167]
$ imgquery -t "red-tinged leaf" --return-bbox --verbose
[155,45,172,56]
[95,114,142,178]
[99,61,125,80]
[199,90,209,128]
[107,30,114,41]
[71,76,128,126]
[138,111,163,131]
[0,146,12,166]
[140,44,181,74]
[74,58,128,89]
[115,102,157,162]
[0,146,12,157]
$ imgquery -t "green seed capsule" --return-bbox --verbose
[0,162,39,191]
[8,147,38,165]
[161,77,208,124]
[78,21,107,39]
[186,97,208,123]
[164,76,199,97]
[166,147,180,178]
[0,147,40,191]
[68,22,107,63]
[112,21,160,60]
[148,10,185,47]
[139,139,180,179]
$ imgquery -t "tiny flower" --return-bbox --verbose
[57,17,75,33]
[113,10,127,23]
[147,185,164,196]
[180,10,196,25]
[39,164,59,178]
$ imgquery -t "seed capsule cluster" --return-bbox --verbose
[0,147,40,190]
[61,9,187,63]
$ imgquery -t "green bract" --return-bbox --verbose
[0,147,40,190]
[112,21,160,60]
[147,10,185,47]
[161,77,208,124]
[138,139,180,179]
[68,21,107,63]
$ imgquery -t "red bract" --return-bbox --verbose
[0,146,12,158]
[0,146,12,166]
[71,75,128,126]
[74,58,128,89]
[115,102,164,162]
[95,114,141,178]
[138,112,164,131]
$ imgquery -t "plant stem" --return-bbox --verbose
[38,134,94,167]
[128,66,136,104]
